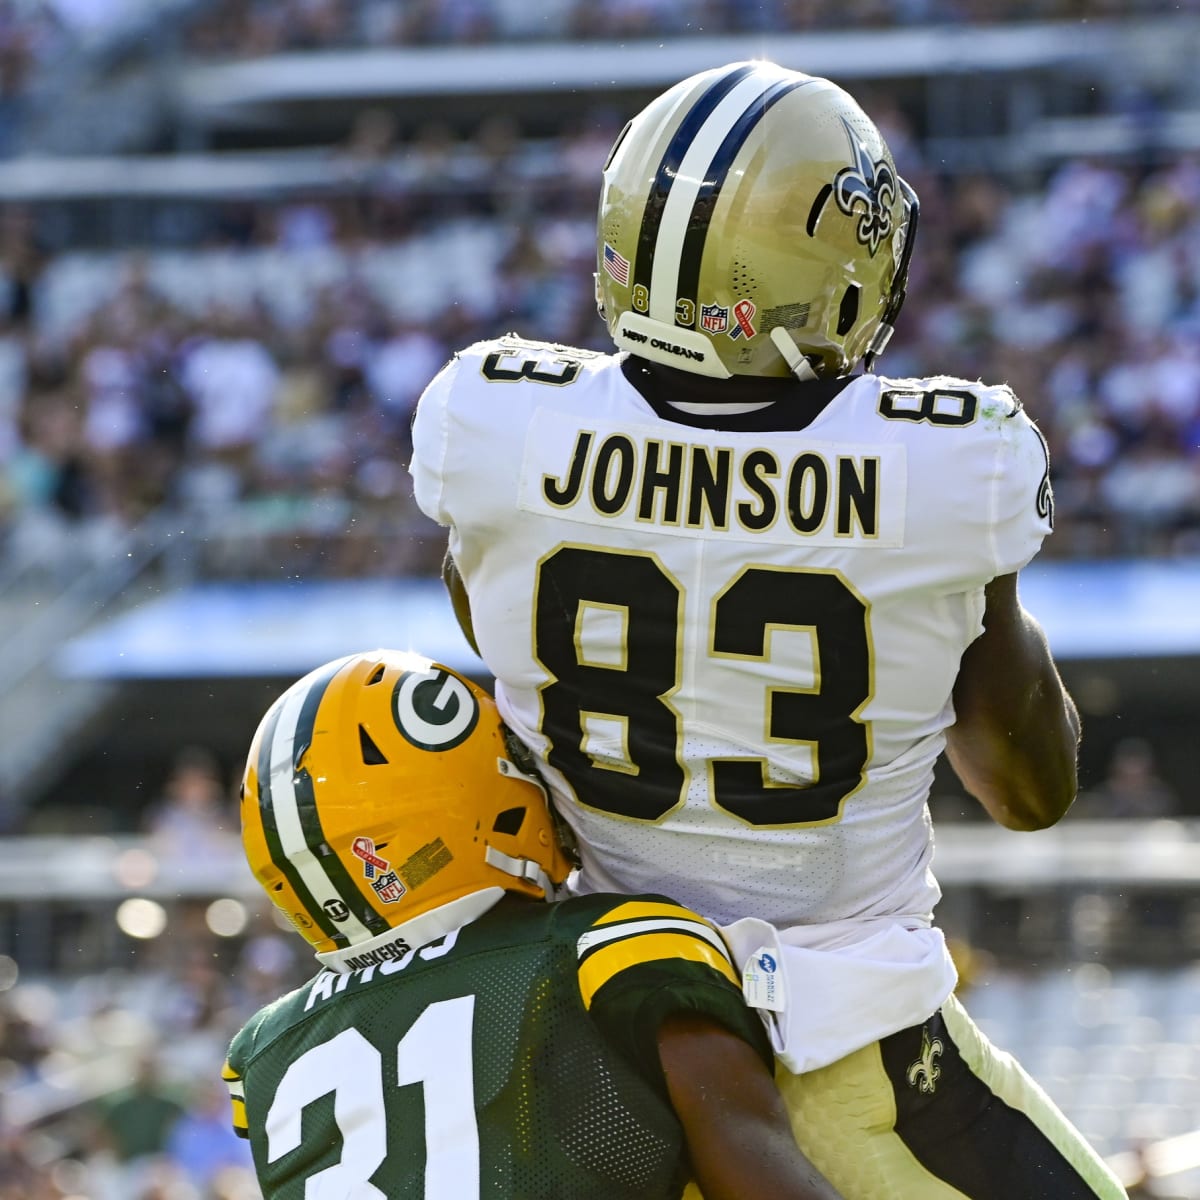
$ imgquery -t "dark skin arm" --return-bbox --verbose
[946,572,1080,830]
[442,547,480,657]
[657,1013,843,1200]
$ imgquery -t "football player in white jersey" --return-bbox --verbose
[410,61,1127,1198]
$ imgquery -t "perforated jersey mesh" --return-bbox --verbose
[230,897,706,1200]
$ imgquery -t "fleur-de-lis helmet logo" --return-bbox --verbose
[832,117,897,257]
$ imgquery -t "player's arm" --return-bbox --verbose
[442,545,480,657]
[658,1013,843,1200]
[945,571,1080,830]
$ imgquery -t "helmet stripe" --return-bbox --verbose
[261,659,376,946]
[292,765,390,937]
[286,657,392,937]
[631,63,756,310]
[256,697,345,946]
[645,69,785,323]
[674,77,816,320]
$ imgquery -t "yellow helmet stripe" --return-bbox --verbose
[260,658,378,946]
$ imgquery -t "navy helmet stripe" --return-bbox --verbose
[631,63,758,300]
[675,78,815,318]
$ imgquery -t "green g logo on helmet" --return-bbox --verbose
[596,60,919,382]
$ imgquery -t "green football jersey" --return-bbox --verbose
[224,892,771,1200]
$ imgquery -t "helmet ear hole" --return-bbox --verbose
[806,184,832,236]
[836,284,861,336]
[359,726,389,765]
[492,807,526,836]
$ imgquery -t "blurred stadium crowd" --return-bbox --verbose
[0,0,1194,61]
[0,3,1197,1198]
[2,133,1199,583]
[0,745,297,1200]
[161,0,1200,51]
[0,0,1194,583]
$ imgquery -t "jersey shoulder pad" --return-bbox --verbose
[452,333,615,382]
[566,894,773,1088]
[870,374,1038,451]
[225,983,311,1072]
[225,1012,259,1080]
[560,893,738,1010]
[873,369,1022,408]
[465,332,607,360]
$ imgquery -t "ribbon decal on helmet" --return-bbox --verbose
[728,299,758,340]
[351,836,390,880]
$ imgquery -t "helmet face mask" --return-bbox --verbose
[596,60,917,381]
[240,651,570,969]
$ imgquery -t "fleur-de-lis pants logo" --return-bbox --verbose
[906,1026,944,1095]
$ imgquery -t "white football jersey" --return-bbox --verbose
[411,335,1052,932]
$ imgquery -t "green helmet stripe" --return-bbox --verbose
[257,688,346,946]
[288,657,391,937]
[292,762,391,937]
[260,657,377,947]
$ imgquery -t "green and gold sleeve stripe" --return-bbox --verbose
[594,900,713,926]
[576,904,738,1009]
[222,1060,249,1139]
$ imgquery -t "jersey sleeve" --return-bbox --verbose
[409,353,462,528]
[985,389,1054,577]
[222,1027,252,1140]
[572,896,773,1100]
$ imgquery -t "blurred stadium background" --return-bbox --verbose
[0,0,1199,1196]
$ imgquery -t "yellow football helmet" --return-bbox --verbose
[240,650,571,971]
[596,59,919,381]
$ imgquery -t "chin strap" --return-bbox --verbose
[484,845,558,895]
[864,322,895,368]
[865,175,920,374]
[769,327,821,381]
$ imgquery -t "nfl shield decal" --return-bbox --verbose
[700,303,729,333]
[351,836,407,903]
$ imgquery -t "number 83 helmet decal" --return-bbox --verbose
[596,59,919,381]
[240,650,571,971]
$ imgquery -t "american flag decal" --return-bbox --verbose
[603,243,631,286]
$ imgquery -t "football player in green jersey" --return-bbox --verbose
[225,648,842,1200]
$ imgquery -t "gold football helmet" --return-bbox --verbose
[240,650,571,970]
[596,59,919,381]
